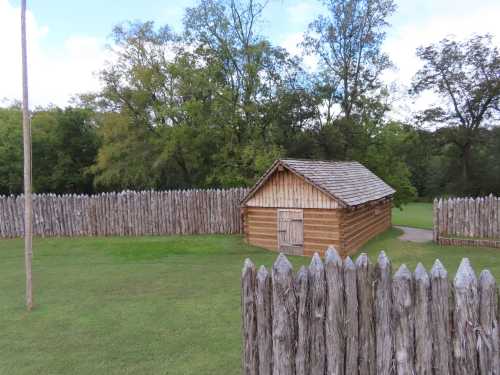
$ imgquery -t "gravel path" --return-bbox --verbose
[395,226,433,243]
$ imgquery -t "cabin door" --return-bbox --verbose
[277,209,304,255]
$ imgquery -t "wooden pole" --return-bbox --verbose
[453,258,479,375]
[255,266,272,375]
[241,259,258,375]
[295,265,310,375]
[21,0,33,311]
[324,246,345,375]
[272,253,297,375]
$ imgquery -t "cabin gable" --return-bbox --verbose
[245,168,341,209]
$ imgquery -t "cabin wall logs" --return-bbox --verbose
[341,200,392,255]
[0,188,249,238]
[243,199,392,257]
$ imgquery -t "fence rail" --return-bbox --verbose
[241,248,499,375]
[433,195,500,247]
[0,188,249,238]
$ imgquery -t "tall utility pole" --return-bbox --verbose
[21,0,33,311]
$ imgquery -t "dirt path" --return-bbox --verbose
[395,226,433,243]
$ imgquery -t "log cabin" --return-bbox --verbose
[241,159,395,257]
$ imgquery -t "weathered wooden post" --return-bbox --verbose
[344,256,358,375]
[433,198,439,242]
[325,246,345,375]
[272,253,297,375]
[430,259,452,375]
[241,259,258,375]
[295,266,310,375]
[414,263,432,375]
[453,258,479,375]
[374,251,393,375]
[478,270,499,374]
[356,253,375,375]
[309,253,326,375]
[393,264,415,375]
[256,265,272,375]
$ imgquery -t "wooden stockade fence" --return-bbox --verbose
[434,195,500,248]
[241,247,500,375]
[0,188,249,238]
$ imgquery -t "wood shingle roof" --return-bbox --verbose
[242,159,395,207]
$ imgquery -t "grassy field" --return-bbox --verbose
[392,202,433,229]
[0,227,499,374]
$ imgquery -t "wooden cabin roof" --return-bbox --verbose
[242,159,395,207]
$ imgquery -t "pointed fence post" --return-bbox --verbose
[356,253,375,375]
[374,251,393,375]
[344,256,358,375]
[430,259,452,375]
[433,198,439,242]
[325,246,345,375]
[272,253,297,375]
[414,263,432,375]
[453,258,479,375]
[242,259,258,375]
[309,253,326,375]
[295,266,310,375]
[478,270,499,374]
[256,266,272,375]
[393,264,415,375]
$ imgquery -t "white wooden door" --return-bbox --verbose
[277,209,304,255]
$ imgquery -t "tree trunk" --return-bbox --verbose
[21,0,34,311]
[462,141,472,189]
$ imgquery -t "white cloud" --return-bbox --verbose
[279,32,318,71]
[276,0,500,122]
[382,0,500,121]
[285,1,321,26]
[0,0,109,108]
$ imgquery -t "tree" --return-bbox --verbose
[31,108,99,193]
[411,34,500,191]
[21,0,33,311]
[0,107,23,195]
[303,0,396,120]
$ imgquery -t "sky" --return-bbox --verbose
[1,0,499,118]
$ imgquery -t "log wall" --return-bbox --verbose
[433,195,500,247]
[303,209,341,256]
[242,249,500,375]
[0,188,249,238]
[243,208,278,251]
[243,201,391,257]
[341,200,392,256]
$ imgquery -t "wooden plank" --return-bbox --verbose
[295,266,310,375]
[453,258,479,375]
[414,263,432,375]
[478,270,499,374]
[272,254,297,374]
[309,254,326,375]
[392,264,415,375]
[430,259,452,374]
[241,259,258,375]
[344,257,358,375]
[374,251,393,375]
[256,266,272,375]
[325,246,345,375]
[356,253,375,375]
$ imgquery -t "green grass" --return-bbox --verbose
[392,202,433,229]
[0,230,499,374]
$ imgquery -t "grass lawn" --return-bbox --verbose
[1,229,499,374]
[392,202,433,229]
